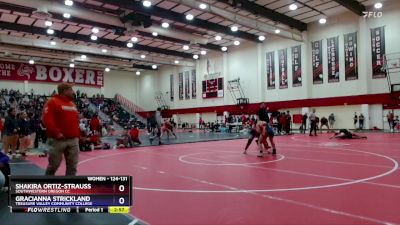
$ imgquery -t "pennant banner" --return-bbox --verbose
[292,45,302,87]
[344,32,358,80]
[312,40,323,84]
[178,72,183,100]
[266,51,275,90]
[327,36,339,83]
[278,49,288,89]
[170,74,174,101]
[371,26,386,79]
[185,71,190,99]
[191,70,196,99]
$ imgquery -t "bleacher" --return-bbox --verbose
[91,96,145,129]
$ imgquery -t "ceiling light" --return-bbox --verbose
[50,41,56,46]
[289,4,297,11]
[65,0,73,6]
[319,18,327,24]
[29,60,34,65]
[231,26,238,32]
[152,32,158,37]
[90,35,98,41]
[127,42,133,48]
[234,40,240,46]
[136,71,141,75]
[200,50,207,55]
[174,60,179,64]
[374,2,382,9]
[47,29,54,35]
[215,35,222,41]
[258,35,265,41]
[199,3,207,9]
[45,21,52,27]
[275,29,281,34]
[131,37,138,42]
[152,65,157,69]
[183,45,189,50]
[143,0,151,7]
[92,27,99,33]
[80,55,87,60]
[186,14,194,20]
[101,49,107,53]
[140,55,146,59]
[193,54,199,59]
[221,46,227,52]
[161,22,170,28]
[63,13,71,19]
[69,63,75,68]
[105,68,110,72]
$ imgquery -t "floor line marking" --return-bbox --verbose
[136,164,399,225]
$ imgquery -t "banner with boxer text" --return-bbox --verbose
[0,60,103,87]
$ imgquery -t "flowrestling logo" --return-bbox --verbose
[363,11,383,18]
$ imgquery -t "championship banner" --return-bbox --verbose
[371,26,386,78]
[327,36,339,83]
[0,60,103,87]
[344,32,358,80]
[291,45,302,87]
[312,40,323,84]
[170,74,174,101]
[178,72,183,100]
[266,51,275,90]
[191,70,196,99]
[278,49,288,89]
[184,71,190,99]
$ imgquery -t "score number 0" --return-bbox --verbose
[118,185,126,205]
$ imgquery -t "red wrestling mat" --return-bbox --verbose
[28,133,400,225]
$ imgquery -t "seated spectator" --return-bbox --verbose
[90,114,101,134]
[116,130,130,148]
[129,125,142,146]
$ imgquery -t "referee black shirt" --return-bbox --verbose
[257,108,269,123]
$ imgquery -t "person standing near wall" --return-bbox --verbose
[154,108,162,145]
[285,111,291,134]
[353,113,358,130]
[329,113,335,129]
[301,113,308,134]
[387,112,394,132]
[320,116,329,133]
[43,83,80,176]
[359,113,365,130]
[309,109,317,136]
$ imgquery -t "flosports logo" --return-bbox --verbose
[363,11,383,18]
